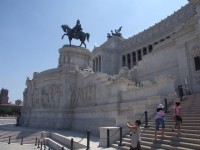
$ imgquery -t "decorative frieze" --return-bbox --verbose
[25,84,64,109]
[70,84,96,107]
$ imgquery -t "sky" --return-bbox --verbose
[0,0,188,102]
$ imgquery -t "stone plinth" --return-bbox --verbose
[58,45,92,70]
[99,127,119,147]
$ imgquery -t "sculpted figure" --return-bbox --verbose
[108,26,123,38]
[111,30,114,35]
[115,26,122,34]
[61,19,90,48]
[73,20,83,34]
[107,33,112,39]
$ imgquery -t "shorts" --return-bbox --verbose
[155,118,165,130]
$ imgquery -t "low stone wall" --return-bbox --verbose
[0,117,17,124]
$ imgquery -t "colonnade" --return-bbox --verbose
[92,55,101,72]
[122,45,153,69]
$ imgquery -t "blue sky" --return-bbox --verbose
[0,0,188,102]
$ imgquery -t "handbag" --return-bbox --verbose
[176,115,182,123]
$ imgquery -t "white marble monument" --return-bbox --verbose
[18,1,200,134]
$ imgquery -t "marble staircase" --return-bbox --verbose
[112,94,200,150]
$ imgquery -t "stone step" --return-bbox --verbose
[146,123,200,129]
[112,143,129,150]
[180,109,200,112]
[179,103,200,106]
[179,108,200,110]
[141,130,200,139]
[180,107,200,110]
[177,108,200,111]
[164,116,200,119]
[121,137,131,143]
[152,111,200,115]
[142,127,200,134]
[141,140,195,150]
[180,102,200,105]
[140,133,200,145]
[181,98,200,100]
[114,143,157,150]
[47,132,86,149]
[142,137,200,150]
[179,104,200,107]
[167,109,200,112]
[148,119,200,123]
[118,138,200,150]
[148,118,197,122]
[44,138,69,150]
[140,144,164,150]
[145,123,200,130]
[125,131,200,140]
[115,134,200,149]
[181,101,200,104]
[165,113,200,117]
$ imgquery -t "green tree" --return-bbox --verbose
[0,108,5,115]
[6,108,13,115]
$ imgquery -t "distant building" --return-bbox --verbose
[0,88,9,104]
[0,89,22,116]
[15,99,23,106]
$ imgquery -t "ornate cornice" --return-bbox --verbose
[189,0,200,5]
[123,3,196,49]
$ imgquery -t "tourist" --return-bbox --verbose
[155,104,165,140]
[172,100,182,134]
[126,120,141,150]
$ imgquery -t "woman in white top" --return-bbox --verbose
[127,120,141,150]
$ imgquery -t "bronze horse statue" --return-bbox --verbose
[61,25,90,48]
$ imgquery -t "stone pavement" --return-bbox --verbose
[0,119,116,150]
[0,142,38,150]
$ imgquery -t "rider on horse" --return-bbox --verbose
[61,20,90,48]
[73,20,82,35]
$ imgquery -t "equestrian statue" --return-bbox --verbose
[61,20,90,48]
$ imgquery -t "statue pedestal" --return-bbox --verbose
[58,45,92,70]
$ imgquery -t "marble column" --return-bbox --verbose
[130,51,133,69]
[125,54,128,67]
[98,55,101,72]
[136,51,138,65]
[96,57,98,72]
[93,59,96,72]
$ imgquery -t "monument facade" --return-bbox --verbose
[20,0,199,133]
[92,0,200,94]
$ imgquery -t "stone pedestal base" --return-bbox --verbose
[58,45,92,70]
[99,127,119,148]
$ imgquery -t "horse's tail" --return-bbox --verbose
[86,33,90,42]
